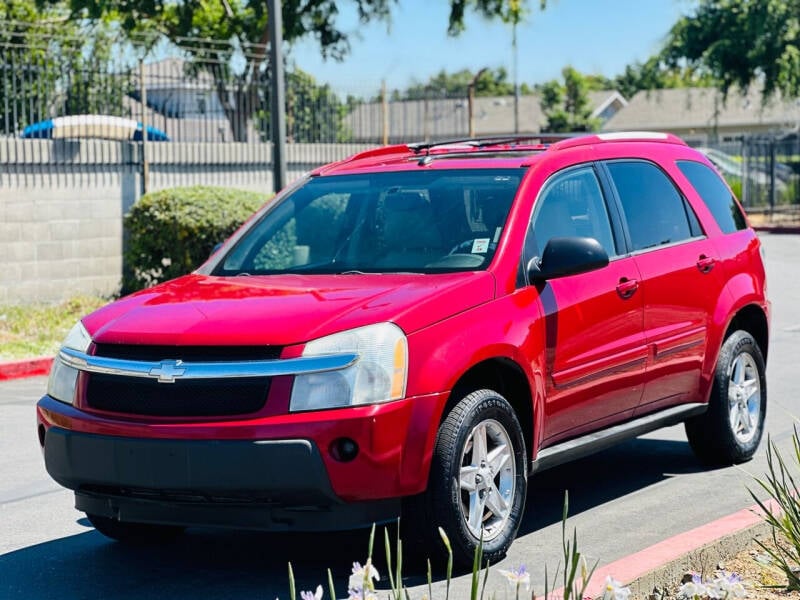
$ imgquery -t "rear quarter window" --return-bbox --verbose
[677,160,747,234]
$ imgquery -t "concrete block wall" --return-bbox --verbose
[0,139,375,304]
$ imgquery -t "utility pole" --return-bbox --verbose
[267,0,287,193]
[468,68,487,138]
[512,21,519,133]
[139,60,150,195]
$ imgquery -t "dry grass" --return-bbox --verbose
[0,296,108,361]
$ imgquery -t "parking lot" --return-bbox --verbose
[2,232,798,600]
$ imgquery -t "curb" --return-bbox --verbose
[753,225,800,234]
[0,356,53,381]
[580,498,778,599]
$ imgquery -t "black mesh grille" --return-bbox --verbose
[86,374,270,417]
[85,345,279,417]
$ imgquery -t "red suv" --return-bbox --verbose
[37,132,769,565]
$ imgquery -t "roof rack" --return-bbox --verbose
[407,133,581,154]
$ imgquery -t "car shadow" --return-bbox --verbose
[0,436,715,600]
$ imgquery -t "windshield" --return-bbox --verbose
[213,169,524,275]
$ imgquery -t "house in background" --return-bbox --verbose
[601,87,800,145]
[126,58,243,143]
[344,90,628,143]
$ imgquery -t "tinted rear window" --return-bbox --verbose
[606,161,694,251]
[677,160,747,234]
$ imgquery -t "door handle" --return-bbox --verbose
[697,255,715,274]
[616,278,639,299]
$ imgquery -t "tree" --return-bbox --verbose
[613,55,714,99]
[285,68,350,142]
[539,66,599,133]
[663,0,800,100]
[446,0,546,36]
[51,0,542,141]
[397,68,517,100]
[0,3,127,134]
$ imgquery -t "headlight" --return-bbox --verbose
[47,321,91,404]
[290,322,408,412]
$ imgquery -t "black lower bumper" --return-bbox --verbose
[44,427,399,531]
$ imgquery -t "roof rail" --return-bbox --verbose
[551,131,687,151]
[407,133,579,154]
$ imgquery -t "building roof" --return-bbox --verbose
[602,87,800,133]
[344,90,627,143]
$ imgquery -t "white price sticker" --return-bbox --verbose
[471,238,490,253]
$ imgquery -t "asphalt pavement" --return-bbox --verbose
[1,232,798,600]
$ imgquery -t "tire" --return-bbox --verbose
[685,330,767,465]
[87,513,185,544]
[406,389,527,568]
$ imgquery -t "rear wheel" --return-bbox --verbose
[685,330,767,464]
[407,389,527,567]
[87,513,185,544]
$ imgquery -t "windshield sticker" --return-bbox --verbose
[493,227,502,243]
[472,238,490,254]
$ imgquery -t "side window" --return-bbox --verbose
[606,161,696,251]
[677,160,747,234]
[529,166,617,257]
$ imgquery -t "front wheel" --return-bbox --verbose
[416,389,528,567]
[685,330,767,464]
[87,513,185,544]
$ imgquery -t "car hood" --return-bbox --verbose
[84,272,495,347]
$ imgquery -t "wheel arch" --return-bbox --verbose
[724,304,769,363]
[441,357,536,472]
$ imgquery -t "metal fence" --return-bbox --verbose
[705,135,800,213]
[0,20,475,156]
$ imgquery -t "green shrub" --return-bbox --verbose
[124,186,271,292]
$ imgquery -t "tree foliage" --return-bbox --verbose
[612,55,715,99]
[663,0,800,99]
[285,68,350,142]
[0,1,128,134]
[393,67,530,100]
[43,0,545,141]
[446,0,546,34]
[539,66,599,133]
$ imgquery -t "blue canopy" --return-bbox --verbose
[21,115,169,142]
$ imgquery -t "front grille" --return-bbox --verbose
[86,374,270,417]
[85,344,280,417]
[92,344,282,362]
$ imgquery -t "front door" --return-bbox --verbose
[525,165,648,444]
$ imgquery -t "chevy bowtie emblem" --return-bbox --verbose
[148,360,186,383]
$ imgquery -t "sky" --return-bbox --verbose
[286,0,697,96]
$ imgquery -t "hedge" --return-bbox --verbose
[123,186,271,292]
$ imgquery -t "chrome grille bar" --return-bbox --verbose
[59,347,358,383]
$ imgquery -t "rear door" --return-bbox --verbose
[603,160,725,413]
[525,165,647,444]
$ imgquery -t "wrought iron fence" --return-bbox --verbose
[0,20,477,155]
[704,135,800,212]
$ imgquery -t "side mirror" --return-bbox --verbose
[528,237,609,283]
[210,242,224,258]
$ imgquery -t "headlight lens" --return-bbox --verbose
[47,321,91,404]
[290,322,408,412]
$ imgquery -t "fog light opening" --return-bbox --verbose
[37,424,46,449]
[330,438,359,463]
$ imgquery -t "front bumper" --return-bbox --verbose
[44,426,398,531]
[37,388,447,528]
